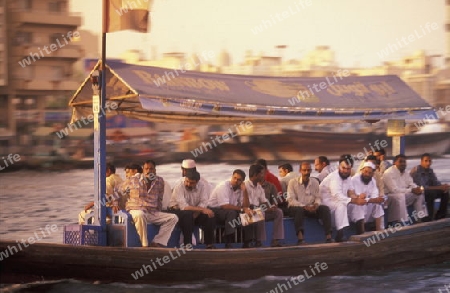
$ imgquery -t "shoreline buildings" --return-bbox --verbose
[0,1,448,156]
[0,0,84,153]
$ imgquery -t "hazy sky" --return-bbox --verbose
[70,0,445,67]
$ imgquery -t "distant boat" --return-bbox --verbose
[195,125,449,163]
[24,127,94,170]
[279,125,450,158]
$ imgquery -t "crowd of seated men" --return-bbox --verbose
[78,150,448,248]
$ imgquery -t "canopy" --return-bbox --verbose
[69,60,434,124]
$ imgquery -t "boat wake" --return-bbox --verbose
[1,264,449,293]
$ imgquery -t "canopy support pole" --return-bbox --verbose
[392,136,405,156]
[89,2,108,246]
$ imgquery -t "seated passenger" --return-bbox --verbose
[261,176,278,205]
[245,164,284,248]
[78,162,123,224]
[360,155,385,199]
[278,163,298,194]
[139,159,172,211]
[177,159,212,196]
[161,178,172,212]
[410,153,449,221]
[120,160,178,247]
[349,162,385,233]
[356,151,373,173]
[320,155,366,242]
[314,156,332,182]
[255,159,285,210]
[287,161,332,244]
[261,175,288,217]
[383,154,426,225]
[208,169,248,249]
[169,170,216,249]
[374,148,391,175]
[124,164,131,178]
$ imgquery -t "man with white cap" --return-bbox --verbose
[169,169,216,249]
[349,162,385,233]
[178,159,212,197]
[359,155,385,198]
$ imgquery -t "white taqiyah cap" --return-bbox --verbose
[361,162,376,170]
[181,159,196,169]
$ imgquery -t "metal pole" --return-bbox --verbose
[392,136,406,156]
[96,0,108,229]
[89,0,108,243]
[388,119,406,156]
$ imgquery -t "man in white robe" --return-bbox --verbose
[320,155,366,242]
[349,162,385,233]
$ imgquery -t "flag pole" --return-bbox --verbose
[100,0,107,228]
[92,0,108,233]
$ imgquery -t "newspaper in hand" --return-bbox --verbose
[239,208,265,226]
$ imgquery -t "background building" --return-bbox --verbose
[0,0,448,162]
[0,0,83,153]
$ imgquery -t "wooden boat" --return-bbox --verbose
[2,62,448,285]
[0,219,449,284]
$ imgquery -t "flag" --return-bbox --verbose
[104,0,153,33]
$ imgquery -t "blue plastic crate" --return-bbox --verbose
[63,224,106,246]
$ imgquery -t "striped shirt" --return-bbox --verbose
[122,173,165,212]
[287,176,321,207]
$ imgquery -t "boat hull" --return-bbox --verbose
[1,219,449,284]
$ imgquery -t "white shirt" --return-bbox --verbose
[280,172,299,194]
[287,176,321,207]
[169,178,209,210]
[372,171,384,197]
[358,168,384,197]
[244,180,267,206]
[383,165,417,195]
[161,181,172,210]
[174,177,213,198]
[319,170,354,205]
[208,180,242,208]
[317,165,332,182]
[351,174,379,201]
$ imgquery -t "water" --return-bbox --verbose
[1,160,450,292]
[0,265,449,292]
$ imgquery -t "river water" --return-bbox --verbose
[1,159,449,292]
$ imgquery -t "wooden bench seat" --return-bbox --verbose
[98,205,431,247]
